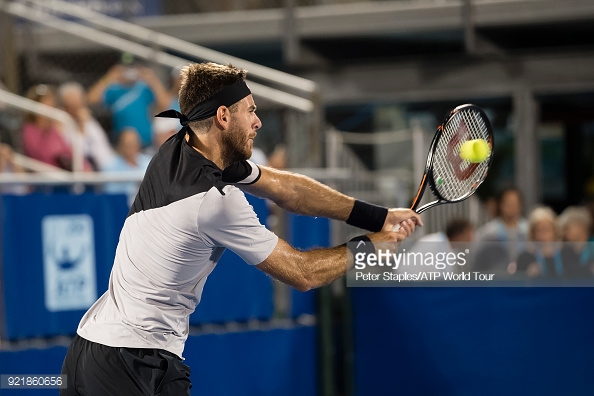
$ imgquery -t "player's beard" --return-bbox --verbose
[221,123,252,168]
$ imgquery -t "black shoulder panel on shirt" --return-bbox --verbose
[127,128,225,217]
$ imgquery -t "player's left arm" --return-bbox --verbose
[229,162,422,231]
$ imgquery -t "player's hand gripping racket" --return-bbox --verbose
[395,104,493,230]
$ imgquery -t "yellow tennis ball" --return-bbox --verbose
[459,139,490,163]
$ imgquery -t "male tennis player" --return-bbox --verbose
[61,62,422,395]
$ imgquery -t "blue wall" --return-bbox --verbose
[287,214,330,318]
[352,287,594,396]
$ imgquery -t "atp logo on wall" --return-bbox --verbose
[42,214,97,312]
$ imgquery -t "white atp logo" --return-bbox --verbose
[42,215,97,312]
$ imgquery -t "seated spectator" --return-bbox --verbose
[58,82,115,170]
[149,116,179,156]
[102,128,151,205]
[403,218,474,274]
[474,187,528,272]
[88,55,169,148]
[516,206,561,278]
[250,146,268,166]
[558,206,593,278]
[267,144,286,169]
[22,84,91,171]
[0,143,28,195]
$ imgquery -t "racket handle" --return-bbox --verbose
[393,224,401,232]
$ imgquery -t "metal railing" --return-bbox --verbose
[0,0,325,185]
[0,88,83,175]
[22,0,317,95]
[1,0,318,112]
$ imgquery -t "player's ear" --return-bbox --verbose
[214,106,230,129]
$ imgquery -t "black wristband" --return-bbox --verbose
[346,200,388,232]
[346,235,375,258]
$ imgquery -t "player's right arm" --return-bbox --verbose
[256,229,409,292]
[199,185,416,292]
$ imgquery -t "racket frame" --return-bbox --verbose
[410,104,494,214]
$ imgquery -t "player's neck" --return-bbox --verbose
[185,131,225,169]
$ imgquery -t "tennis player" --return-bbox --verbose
[60,62,422,395]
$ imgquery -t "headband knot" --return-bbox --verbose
[157,110,189,126]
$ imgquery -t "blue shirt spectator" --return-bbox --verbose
[88,60,169,148]
[104,82,155,147]
[102,128,152,205]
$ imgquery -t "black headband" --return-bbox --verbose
[155,80,251,126]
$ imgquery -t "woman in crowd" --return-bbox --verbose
[22,84,91,171]
[559,206,593,278]
[516,206,561,278]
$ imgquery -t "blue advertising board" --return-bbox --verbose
[0,193,129,339]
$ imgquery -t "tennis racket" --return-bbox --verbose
[405,103,493,217]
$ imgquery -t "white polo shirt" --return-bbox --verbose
[77,129,278,358]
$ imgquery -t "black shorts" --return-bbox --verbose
[60,334,191,396]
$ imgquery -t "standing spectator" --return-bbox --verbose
[58,82,115,170]
[22,84,91,171]
[146,65,185,155]
[473,187,528,272]
[558,206,593,278]
[516,206,561,278]
[102,128,151,205]
[88,56,169,148]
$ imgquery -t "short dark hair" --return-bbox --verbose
[495,187,523,217]
[178,62,247,132]
[445,218,473,240]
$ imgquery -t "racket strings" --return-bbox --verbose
[432,109,491,201]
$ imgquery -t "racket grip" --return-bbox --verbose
[393,224,401,232]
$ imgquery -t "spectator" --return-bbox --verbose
[102,128,152,205]
[88,55,170,148]
[58,82,115,170]
[403,218,474,274]
[146,65,184,155]
[165,64,183,112]
[22,84,91,171]
[558,206,593,278]
[149,117,178,156]
[516,206,561,278]
[0,143,28,195]
[267,144,286,169]
[473,187,528,272]
[249,146,268,166]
